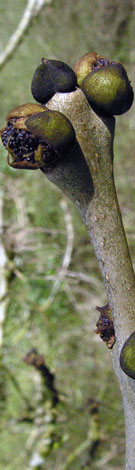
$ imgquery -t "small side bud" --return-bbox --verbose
[31,58,77,104]
[120,331,135,379]
[95,303,115,349]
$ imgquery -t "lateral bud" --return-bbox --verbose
[0,104,76,170]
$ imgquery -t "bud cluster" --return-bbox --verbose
[0,52,134,170]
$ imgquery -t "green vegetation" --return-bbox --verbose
[0,1,135,469]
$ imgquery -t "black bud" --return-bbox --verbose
[31,58,77,104]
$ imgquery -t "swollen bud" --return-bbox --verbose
[1,103,46,169]
[31,58,77,104]
[120,331,135,379]
[0,104,75,170]
[81,62,134,116]
[74,52,133,116]
[26,109,75,159]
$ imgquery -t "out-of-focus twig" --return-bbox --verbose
[24,349,59,406]
[25,350,59,469]
[39,269,102,289]
[0,190,9,346]
[0,0,52,68]
[59,401,100,470]
[4,365,33,409]
[40,198,74,311]
[96,444,117,467]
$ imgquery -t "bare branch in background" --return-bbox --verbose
[0,190,9,346]
[40,269,102,290]
[39,198,74,311]
[0,0,52,68]
[24,349,59,469]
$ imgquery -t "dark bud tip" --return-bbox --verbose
[95,303,115,349]
[31,58,77,104]
[120,331,135,379]
[81,62,134,116]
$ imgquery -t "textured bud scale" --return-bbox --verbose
[74,52,114,87]
[1,120,59,170]
[74,52,134,116]
[1,104,75,170]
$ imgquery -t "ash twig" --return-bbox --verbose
[0,0,52,68]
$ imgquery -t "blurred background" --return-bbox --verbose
[0,1,135,469]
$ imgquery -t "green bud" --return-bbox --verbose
[81,63,134,116]
[120,331,135,379]
[31,58,77,104]
[26,109,75,159]
[1,104,75,170]
[1,103,46,170]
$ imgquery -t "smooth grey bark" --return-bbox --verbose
[41,88,135,469]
